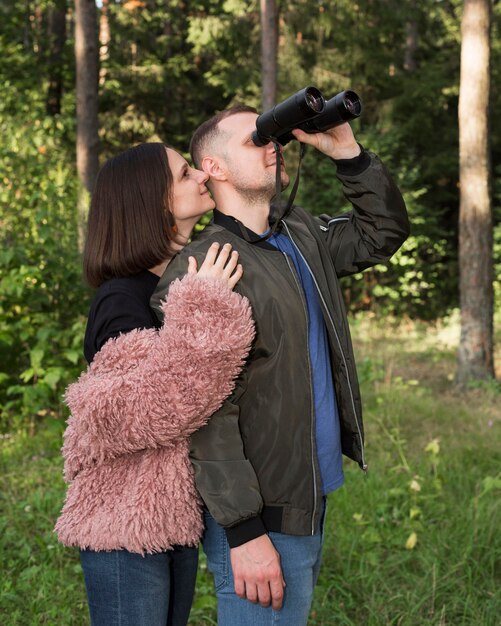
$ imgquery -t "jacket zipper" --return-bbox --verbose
[282,221,368,472]
[281,251,318,535]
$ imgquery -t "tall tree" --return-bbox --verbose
[404,18,418,72]
[46,0,67,115]
[75,0,99,250]
[260,0,278,110]
[99,0,110,85]
[457,0,494,383]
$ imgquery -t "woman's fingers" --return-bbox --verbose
[227,264,243,289]
[187,256,198,274]
[214,243,233,269]
[222,250,239,279]
[195,243,243,289]
[198,242,232,276]
[199,242,221,271]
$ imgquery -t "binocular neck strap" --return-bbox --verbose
[273,140,306,223]
[262,140,306,240]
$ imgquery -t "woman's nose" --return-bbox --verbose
[196,168,209,184]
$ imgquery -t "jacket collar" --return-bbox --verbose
[212,209,278,250]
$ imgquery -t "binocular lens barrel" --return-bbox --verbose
[301,90,362,134]
[251,87,362,147]
[251,86,324,147]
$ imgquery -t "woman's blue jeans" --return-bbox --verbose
[202,498,327,626]
[80,545,198,626]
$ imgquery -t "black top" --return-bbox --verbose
[84,269,161,363]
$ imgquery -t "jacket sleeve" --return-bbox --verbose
[152,251,268,547]
[315,150,410,277]
[62,274,255,481]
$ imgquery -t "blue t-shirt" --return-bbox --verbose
[268,232,344,494]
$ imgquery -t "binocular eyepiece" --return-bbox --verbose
[251,86,362,147]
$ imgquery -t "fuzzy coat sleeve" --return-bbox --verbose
[62,274,254,481]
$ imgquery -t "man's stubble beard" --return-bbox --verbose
[229,169,290,207]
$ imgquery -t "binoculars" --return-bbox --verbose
[251,86,362,147]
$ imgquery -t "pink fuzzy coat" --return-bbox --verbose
[55,274,254,554]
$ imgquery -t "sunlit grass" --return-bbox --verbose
[1,315,499,625]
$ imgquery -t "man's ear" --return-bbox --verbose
[202,156,227,182]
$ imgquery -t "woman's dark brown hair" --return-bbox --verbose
[83,142,177,288]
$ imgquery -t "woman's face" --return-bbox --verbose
[167,148,215,225]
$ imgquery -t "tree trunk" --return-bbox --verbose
[34,4,44,55]
[99,0,110,85]
[46,0,67,116]
[457,0,494,384]
[260,0,278,111]
[22,1,29,48]
[75,0,100,251]
[403,19,418,72]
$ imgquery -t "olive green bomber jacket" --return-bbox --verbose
[150,150,410,548]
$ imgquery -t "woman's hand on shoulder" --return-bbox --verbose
[187,242,243,290]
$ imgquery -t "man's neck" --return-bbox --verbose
[215,196,271,235]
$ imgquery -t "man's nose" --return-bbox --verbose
[265,141,281,155]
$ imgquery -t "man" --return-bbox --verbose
[151,105,409,625]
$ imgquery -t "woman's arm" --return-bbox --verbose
[63,273,254,480]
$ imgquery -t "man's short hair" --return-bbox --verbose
[190,105,257,169]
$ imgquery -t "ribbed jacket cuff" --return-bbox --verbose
[225,516,267,548]
[333,145,371,176]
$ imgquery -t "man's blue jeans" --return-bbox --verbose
[202,499,327,626]
[80,545,198,626]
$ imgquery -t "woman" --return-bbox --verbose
[55,143,255,626]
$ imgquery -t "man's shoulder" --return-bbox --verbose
[164,224,238,271]
[286,204,319,228]
[150,223,242,317]
[289,204,311,219]
[187,223,242,253]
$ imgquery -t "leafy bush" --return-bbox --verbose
[0,112,89,431]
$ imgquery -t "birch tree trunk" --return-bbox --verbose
[457,0,494,384]
[75,0,100,251]
[260,0,278,111]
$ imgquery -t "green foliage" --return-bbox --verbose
[0,112,88,431]
[0,5,497,623]
[285,0,501,319]
[1,0,499,428]
[98,0,261,154]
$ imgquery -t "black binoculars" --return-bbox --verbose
[251,86,362,147]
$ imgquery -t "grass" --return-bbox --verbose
[1,315,500,625]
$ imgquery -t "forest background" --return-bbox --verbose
[0,1,500,625]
